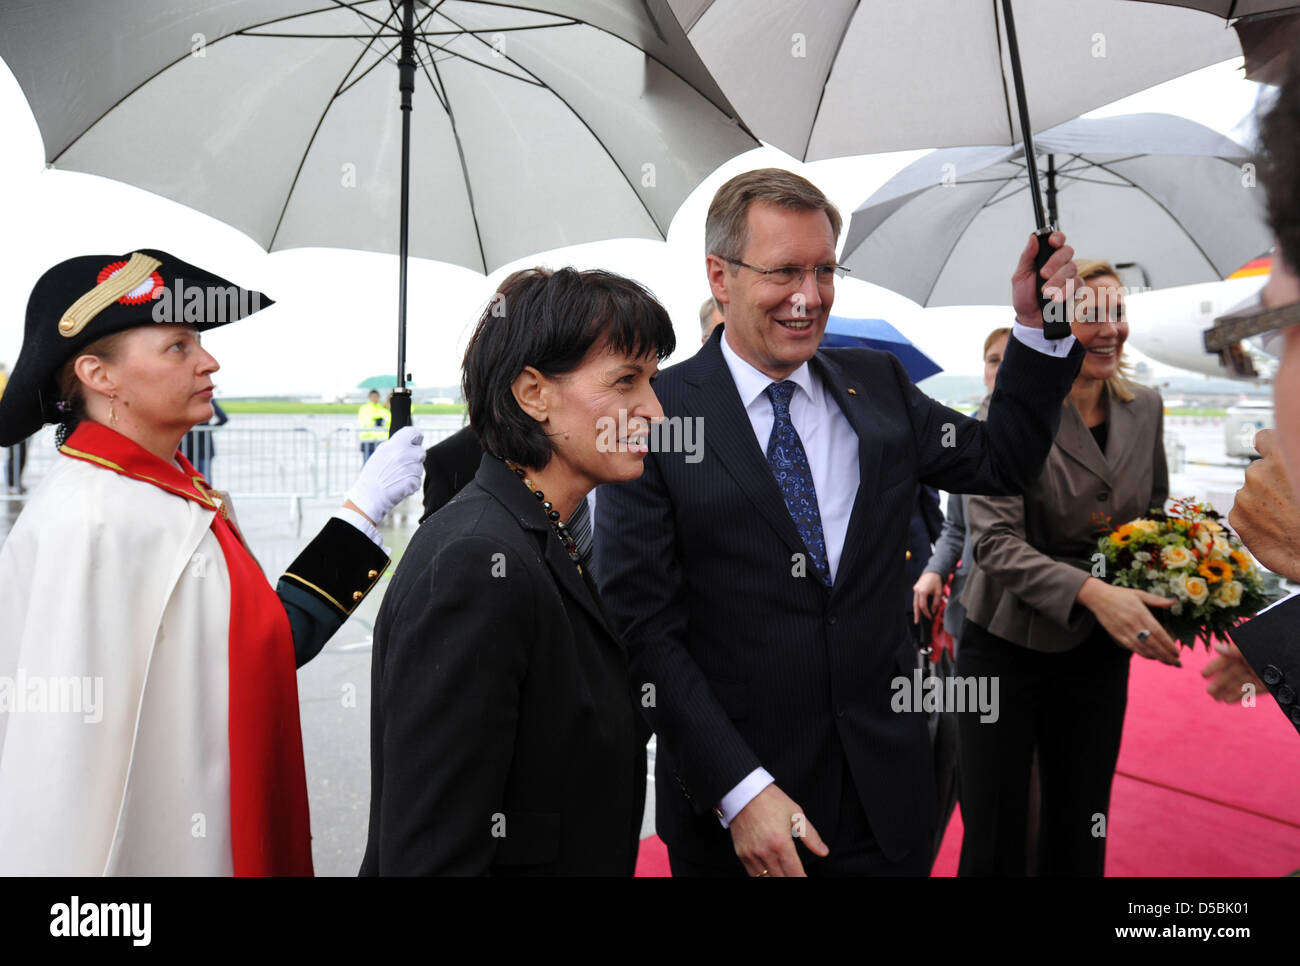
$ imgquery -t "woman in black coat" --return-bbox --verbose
[360,267,674,875]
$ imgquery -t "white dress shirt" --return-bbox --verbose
[713,321,1075,827]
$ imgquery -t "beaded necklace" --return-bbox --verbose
[503,458,583,572]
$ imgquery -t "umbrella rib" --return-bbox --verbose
[47,0,389,163]
[408,31,550,90]
[242,16,584,37]
[456,0,747,122]
[414,22,578,37]
[266,1,408,250]
[672,0,718,32]
[431,7,666,237]
[418,40,490,273]
[336,2,448,98]
[923,181,1009,304]
[982,181,1031,208]
[1074,157,1225,276]
[800,0,862,161]
[992,0,1018,144]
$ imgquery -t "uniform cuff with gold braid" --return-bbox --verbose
[280,517,390,616]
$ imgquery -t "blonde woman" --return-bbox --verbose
[958,260,1173,876]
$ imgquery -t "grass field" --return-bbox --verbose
[221,401,466,415]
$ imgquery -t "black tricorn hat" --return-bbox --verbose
[0,249,272,446]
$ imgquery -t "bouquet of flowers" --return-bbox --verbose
[1093,497,1277,649]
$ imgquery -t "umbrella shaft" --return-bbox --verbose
[394,0,415,413]
[1000,0,1047,231]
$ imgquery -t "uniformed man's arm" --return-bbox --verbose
[277,515,389,667]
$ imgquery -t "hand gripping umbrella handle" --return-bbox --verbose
[1035,227,1072,340]
[389,388,412,435]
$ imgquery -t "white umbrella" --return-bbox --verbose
[840,113,1271,305]
[0,0,759,424]
[667,0,1241,161]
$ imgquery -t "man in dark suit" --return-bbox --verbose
[420,425,482,522]
[594,168,1085,876]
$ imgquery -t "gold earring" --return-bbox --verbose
[109,394,118,426]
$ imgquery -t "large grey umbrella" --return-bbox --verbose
[668,0,1241,162]
[841,113,1271,306]
[0,0,758,427]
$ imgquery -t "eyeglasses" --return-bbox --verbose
[1203,293,1300,377]
[724,258,849,287]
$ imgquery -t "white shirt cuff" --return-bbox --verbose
[716,767,775,828]
[332,507,387,552]
[1011,319,1076,357]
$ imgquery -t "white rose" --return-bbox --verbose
[1215,580,1243,608]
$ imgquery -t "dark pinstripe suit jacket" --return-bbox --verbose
[594,325,1084,866]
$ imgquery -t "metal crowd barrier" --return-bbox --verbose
[1,419,460,509]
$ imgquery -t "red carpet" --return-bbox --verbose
[637,640,1300,876]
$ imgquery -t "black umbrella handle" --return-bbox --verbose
[1035,227,1072,339]
[389,388,412,435]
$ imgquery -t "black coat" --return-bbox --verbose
[360,454,641,875]
[420,425,483,523]
[594,326,1083,869]
[1233,596,1300,738]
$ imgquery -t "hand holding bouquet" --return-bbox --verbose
[1093,497,1277,650]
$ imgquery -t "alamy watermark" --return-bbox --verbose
[151,278,264,327]
[596,411,704,464]
[0,670,103,724]
[891,668,999,723]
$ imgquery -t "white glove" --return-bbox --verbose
[346,425,424,525]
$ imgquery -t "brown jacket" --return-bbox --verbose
[961,381,1169,653]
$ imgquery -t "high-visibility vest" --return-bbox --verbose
[358,401,390,441]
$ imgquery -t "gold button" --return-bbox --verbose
[352,591,364,602]
[847,388,857,395]
[905,550,912,560]
[367,569,379,580]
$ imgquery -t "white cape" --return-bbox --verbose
[0,455,235,874]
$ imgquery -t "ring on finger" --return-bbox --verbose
[1136,628,1151,642]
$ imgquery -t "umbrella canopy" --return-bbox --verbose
[1128,0,1298,15]
[0,0,757,274]
[357,375,399,391]
[841,113,1271,306]
[667,0,1241,161]
[821,316,941,383]
[1126,1,1300,83]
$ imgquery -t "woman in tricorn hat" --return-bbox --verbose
[0,250,424,876]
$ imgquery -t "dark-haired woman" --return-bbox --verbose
[361,266,675,875]
[0,250,424,875]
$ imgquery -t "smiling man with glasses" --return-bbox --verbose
[595,166,1091,876]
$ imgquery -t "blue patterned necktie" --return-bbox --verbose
[765,381,831,586]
